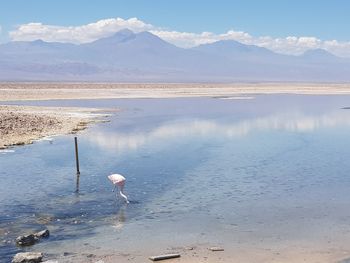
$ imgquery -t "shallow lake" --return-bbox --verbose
[2,95,350,262]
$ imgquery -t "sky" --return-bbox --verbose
[1,0,350,56]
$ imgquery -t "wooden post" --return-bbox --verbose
[74,137,80,175]
[75,173,80,193]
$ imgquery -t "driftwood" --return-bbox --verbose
[149,253,181,261]
[209,247,224,251]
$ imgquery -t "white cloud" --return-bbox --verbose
[8,17,350,57]
[153,30,350,57]
[9,17,153,44]
[150,29,253,48]
[86,110,350,153]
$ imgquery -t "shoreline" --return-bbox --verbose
[1,83,348,150]
[0,105,114,149]
[1,83,350,102]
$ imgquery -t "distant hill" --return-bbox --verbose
[0,29,349,82]
[192,40,278,60]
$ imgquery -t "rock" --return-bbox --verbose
[34,229,50,239]
[12,252,43,263]
[16,230,49,246]
[16,234,37,246]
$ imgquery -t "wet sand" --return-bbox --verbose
[0,105,113,149]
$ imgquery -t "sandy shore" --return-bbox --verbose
[1,83,350,101]
[0,105,113,149]
[50,243,350,263]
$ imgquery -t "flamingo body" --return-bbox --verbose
[108,173,129,203]
[108,174,126,187]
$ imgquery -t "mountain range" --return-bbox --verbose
[0,29,349,82]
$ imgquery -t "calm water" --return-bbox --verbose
[2,95,350,262]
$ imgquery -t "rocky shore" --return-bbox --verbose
[0,105,113,149]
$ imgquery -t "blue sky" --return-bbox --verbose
[1,0,350,56]
[1,0,350,40]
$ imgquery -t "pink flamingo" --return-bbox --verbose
[108,173,129,203]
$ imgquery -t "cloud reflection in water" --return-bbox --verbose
[86,110,350,152]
